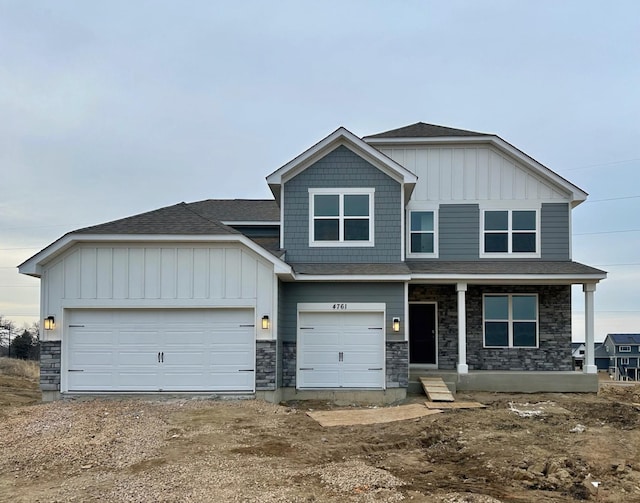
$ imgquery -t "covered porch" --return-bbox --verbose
[406,261,607,393]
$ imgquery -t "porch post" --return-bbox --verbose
[456,282,468,374]
[583,283,597,374]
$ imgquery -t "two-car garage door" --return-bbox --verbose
[66,309,255,392]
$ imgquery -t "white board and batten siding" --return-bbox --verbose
[41,243,275,341]
[380,146,572,204]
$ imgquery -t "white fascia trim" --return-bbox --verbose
[266,127,418,187]
[293,274,412,282]
[366,135,587,205]
[409,273,606,284]
[18,233,292,277]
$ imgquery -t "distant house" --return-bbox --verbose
[603,334,640,381]
[572,342,609,371]
[19,122,607,402]
[594,343,610,371]
[571,342,586,369]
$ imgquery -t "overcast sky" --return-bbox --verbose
[1,0,639,341]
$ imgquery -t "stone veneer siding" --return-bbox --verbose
[256,340,277,391]
[281,341,297,387]
[40,341,61,391]
[466,285,573,371]
[385,341,408,388]
[410,284,573,371]
[281,340,407,389]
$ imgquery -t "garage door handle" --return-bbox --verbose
[68,369,84,372]
[158,352,164,363]
[299,368,314,371]
[238,369,254,372]
[69,324,85,328]
[368,368,383,371]
[369,327,383,330]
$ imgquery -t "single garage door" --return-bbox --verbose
[66,309,255,392]
[297,311,385,389]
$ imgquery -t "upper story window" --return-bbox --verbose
[483,294,538,348]
[408,210,437,257]
[619,345,632,352]
[481,209,539,257]
[309,188,374,247]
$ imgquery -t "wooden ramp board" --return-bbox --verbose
[420,377,455,402]
[425,401,487,410]
[307,404,442,427]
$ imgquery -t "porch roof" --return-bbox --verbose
[407,260,606,283]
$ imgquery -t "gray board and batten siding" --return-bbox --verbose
[282,145,402,263]
[279,282,405,343]
[432,202,570,261]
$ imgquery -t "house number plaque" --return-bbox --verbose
[332,303,348,310]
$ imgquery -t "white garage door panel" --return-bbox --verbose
[298,311,385,389]
[67,309,255,392]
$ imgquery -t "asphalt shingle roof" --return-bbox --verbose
[187,199,280,222]
[364,122,488,139]
[407,261,606,276]
[74,199,279,236]
[608,334,640,344]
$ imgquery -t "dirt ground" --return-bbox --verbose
[0,375,639,503]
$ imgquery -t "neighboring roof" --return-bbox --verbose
[292,263,411,276]
[364,122,488,139]
[607,334,640,345]
[406,261,606,283]
[571,342,585,350]
[595,344,609,359]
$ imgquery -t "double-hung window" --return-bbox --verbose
[619,346,631,353]
[309,188,374,246]
[482,209,539,257]
[408,210,437,256]
[483,294,538,348]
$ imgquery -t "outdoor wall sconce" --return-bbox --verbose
[261,315,270,330]
[392,317,400,332]
[44,316,55,330]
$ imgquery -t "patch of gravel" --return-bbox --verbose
[1,399,175,477]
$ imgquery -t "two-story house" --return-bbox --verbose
[19,122,607,402]
[603,333,640,381]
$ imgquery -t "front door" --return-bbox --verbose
[409,303,437,365]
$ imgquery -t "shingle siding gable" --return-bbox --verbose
[283,145,402,263]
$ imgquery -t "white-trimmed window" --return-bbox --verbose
[408,210,437,256]
[483,294,538,348]
[619,345,631,352]
[481,209,539,257]
[309,188,374,246]
[621,357,630,365]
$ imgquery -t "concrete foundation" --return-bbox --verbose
[409,369,598,394]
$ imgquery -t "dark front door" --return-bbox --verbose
[409,303,437,365]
